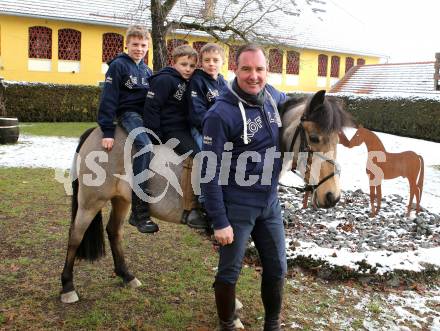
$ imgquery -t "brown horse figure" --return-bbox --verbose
[343,127,424,217]
[60,90,350,322]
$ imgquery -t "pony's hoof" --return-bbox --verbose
[127,277,142,288]
[234,317,244,329]
[235,298,243,310]
[61,290,79,303]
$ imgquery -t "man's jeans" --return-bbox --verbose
[215,198,287,285]
[119,111,152,193]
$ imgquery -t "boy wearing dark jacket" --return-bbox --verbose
[143,45,207,229]
[189,43,227,149]
[97,25,159,234]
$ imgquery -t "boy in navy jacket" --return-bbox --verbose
[97,25,159,234]
[189,43,227,149]
[201,44,287,330]
[143,45,207,229]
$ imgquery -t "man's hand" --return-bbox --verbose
[214,226,234,246]
[102,138,114,151]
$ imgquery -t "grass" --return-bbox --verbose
[0,167,438,330]
[19,122,96,137]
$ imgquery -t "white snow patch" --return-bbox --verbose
[286,240,440,274]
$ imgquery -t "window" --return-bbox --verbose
[166,39,188,65]
[357,58,365,66]
[330,56,340,78]
[268,49,283,73]
[58,29,81,60]
[28,26,52,59]
[102,33,123,62]
[228,45,239,70]
[193,41,208,67]
[345,57,354,73]
[318,54,328,77]
[286,51,300,75]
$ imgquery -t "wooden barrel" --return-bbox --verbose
[0,117,19,144]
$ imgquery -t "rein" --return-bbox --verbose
[288,118,340,193]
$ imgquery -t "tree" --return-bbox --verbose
[133,0,326,71]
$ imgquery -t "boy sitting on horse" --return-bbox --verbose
[143,45,208,229]
[97,25,159,234]
[189,43,227,149]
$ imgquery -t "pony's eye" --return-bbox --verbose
[309,135,320,144]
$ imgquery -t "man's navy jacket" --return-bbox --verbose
[201,84,287,230]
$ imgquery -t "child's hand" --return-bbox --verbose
[102,138,114,151]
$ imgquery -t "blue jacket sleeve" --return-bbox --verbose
[98,63,121,138]
[189,78,209,132]
[201,111,230,230]
[143,75,172,141]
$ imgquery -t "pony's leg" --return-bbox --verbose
[61,206,103,303]
[107,197,141,288]
[369,185,376,217]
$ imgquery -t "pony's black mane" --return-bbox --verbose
[281,94,353,133]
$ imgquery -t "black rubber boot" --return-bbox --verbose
[214,281,236,331]
[261,278,284,331]
[128,192,159,233]
[182,208,208,229]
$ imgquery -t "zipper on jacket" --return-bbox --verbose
[259,105,275,143]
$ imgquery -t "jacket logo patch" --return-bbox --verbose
[174,83,187,100]
[124,75,137,89]
[105,76,113,84]
[206,89,219,102]
[191,90,198,97]
[241,116,263,143]
[203,135,212,145]
[147,91,155,99]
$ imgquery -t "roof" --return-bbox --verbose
[0,0,385,57]
[330,62,440,95]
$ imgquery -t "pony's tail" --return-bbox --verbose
[417,155,424,201]
[71,127,105,262]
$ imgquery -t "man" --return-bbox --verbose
[201,44,287,330]
[97,25,159,233]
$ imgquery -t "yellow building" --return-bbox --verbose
[0,1,383,92]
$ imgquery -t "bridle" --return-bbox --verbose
[288,117,341,194]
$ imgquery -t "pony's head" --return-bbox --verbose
[281,90,353,208]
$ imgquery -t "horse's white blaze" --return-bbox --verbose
[127,277,142,288]
[234,318,245,329]
[60,290,79,303]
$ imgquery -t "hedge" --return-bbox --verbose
[2,81,440,141]
[288,91,440,142]
[2,81,101,122]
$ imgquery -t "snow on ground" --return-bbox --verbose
[0,135,77,169]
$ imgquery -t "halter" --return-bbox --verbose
[288,117,341,194]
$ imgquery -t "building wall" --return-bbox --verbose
[0,15,380,91]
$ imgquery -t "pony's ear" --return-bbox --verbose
[309,90,326,113]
